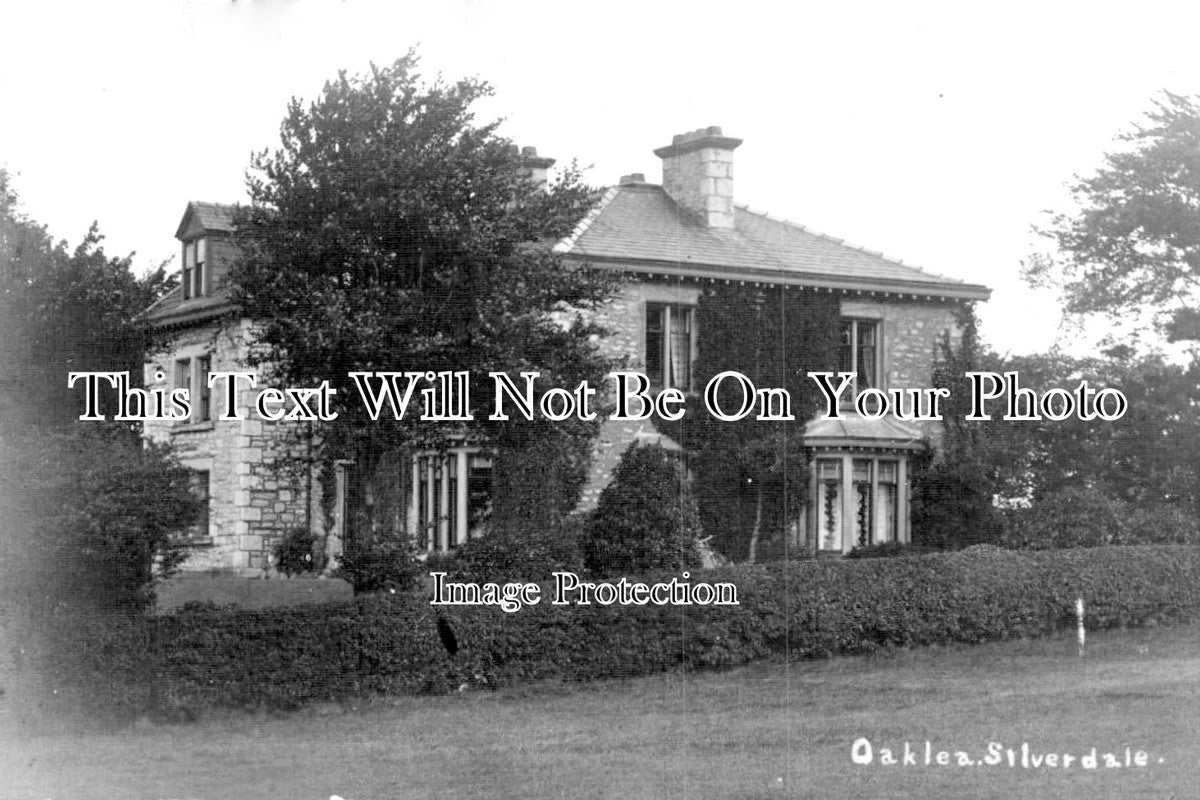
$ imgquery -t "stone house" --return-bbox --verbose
[143,127,988,576]
[557,128,989,554]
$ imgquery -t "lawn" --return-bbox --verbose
[2,622,1198,800]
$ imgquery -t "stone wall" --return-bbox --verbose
[576,280,700,510]
[144,318,327,576]
[839,296,964,443]
[574,282,967,509]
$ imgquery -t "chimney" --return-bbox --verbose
[654,126,742,228]
[510,144,555,192]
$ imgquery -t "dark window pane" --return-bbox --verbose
[190,470,210,538]
[669,308,691,390]
[857,321,877,388]
[197,355,211,421]
[645,303,664,387]
[838,320,854,375]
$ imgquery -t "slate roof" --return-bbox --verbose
[803,415,927,451]
[143,285,231,327]
[174,201,237,239]
[555,184,990,301]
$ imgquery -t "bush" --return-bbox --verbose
[450,513,586,583]
[333,538,421,593]
[582,443,701,576]
[48,545,1200,716]
[274,528,318,576]
[845,541,933,559]
[1,425,201,610]
[910,457,999,550]
[998,486,1126,549]
[997,487,1200,549]
[1125,503,1200,544]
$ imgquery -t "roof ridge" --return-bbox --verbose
[735,203,964,284]
[554,186,621,254]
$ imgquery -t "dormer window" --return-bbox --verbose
[182,238,207,300]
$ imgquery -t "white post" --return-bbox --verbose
[1076,597,1086,657]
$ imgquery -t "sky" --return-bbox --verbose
[3,0,1200,355]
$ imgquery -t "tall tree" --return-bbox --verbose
[229,54,616,548]
[1029,91,1200,342]
[0,170,173,426]
[0,172,197,609]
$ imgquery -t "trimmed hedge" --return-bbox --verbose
[39,545,1200,715]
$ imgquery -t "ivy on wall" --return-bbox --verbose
[670,284,842,562]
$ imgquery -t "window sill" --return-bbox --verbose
[186,536,215,548]
[172,420,215,434]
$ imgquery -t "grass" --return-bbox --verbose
[3,622,1198,800]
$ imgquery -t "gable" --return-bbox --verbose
[175,201,236,240]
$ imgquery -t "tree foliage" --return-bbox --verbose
[0,170,173,426]
[984,349,1200,512]
[2,425,201,609]
[678,285,841,561]
[582,443,700,576]
[0,172,196,610]
[1030,91,1200,340]
[913,306,1200,548]
[910,305,1001,549]
[228,53,617,548]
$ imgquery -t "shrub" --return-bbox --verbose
[998,484,1200,554]
[48,545,1200,717]
[2,425,201,610]
[1124,503,1200,544]
[451,513,586,583]
[333,538,421,593]
[845,541,934,559]
[910,457,1000,550]
[582,443,701,576]
[274,528,318,576]
[996,486,1200,549]
[998,486,1127,549]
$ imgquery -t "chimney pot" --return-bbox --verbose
[511,144,556,192]
[619,173,646,185]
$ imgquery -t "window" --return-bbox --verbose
[173,355,213,424]
[188,470,211,540]
[646,302,694,391]
[839,318,879,391]
[816,459,843,551]
[411,449,492,552]
[815,454,904,552]
[195,355,212,421]
[182,238,207,300]
[852,459,874,547]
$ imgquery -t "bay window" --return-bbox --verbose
[814,454,905,552]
